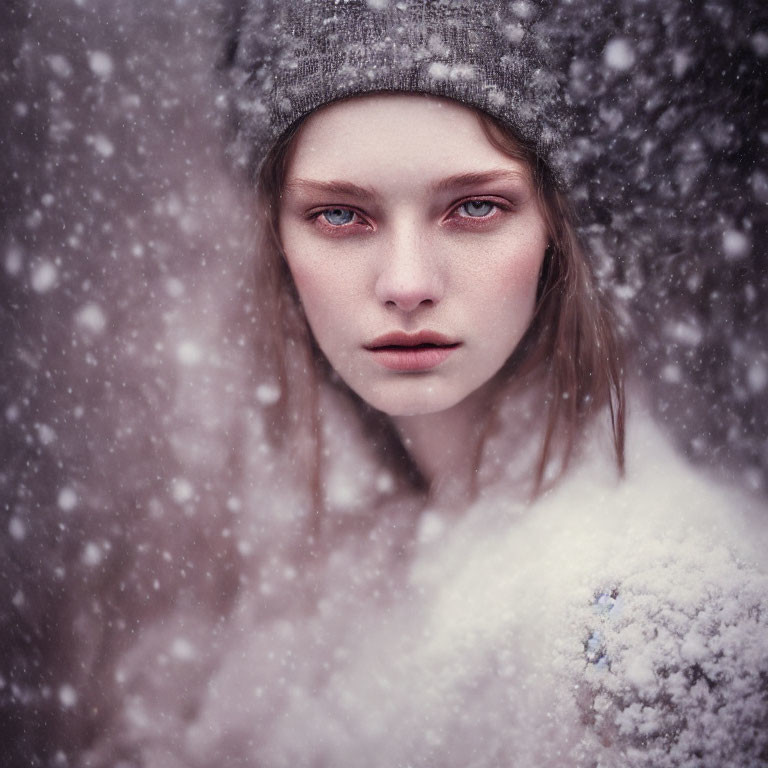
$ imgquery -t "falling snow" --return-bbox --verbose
[30,260,58,293]
[86,133,115,158]
[75,302,107,334]
[58,685,78,709]
[4,247,22,275]
[81,542,103,567]
[171,478,195,504]
[88,50,114,80]
[8,518,26,543]
[603,37,636,71]
[57,487,78,512]
[722,228,751,260]
[255,382,281,406]
[176,341,203,366]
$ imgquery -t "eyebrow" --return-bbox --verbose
[431,169,529,193]
[283,178,377,201]
[284,169,529,200]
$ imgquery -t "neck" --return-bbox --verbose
[392,391,490,509]
[389,369,548,508]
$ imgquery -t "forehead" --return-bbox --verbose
[284,93,532,185]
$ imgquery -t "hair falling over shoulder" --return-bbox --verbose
[478,113,626,492]
[248,109,626,510]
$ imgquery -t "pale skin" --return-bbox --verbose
[278,94,549,505]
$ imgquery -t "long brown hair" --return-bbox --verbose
[250,97,625,508]
[477,112,625,492]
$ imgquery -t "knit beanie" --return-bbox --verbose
[223,0,572,186]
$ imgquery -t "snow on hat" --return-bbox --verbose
[222,0,572,186]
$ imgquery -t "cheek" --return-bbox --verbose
[281,228,330,319]
[284,253,361,344]
[500,254,543,297]
[287,262,332,325]
[474,238,546,315]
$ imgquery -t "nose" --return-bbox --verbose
[374,225,444,313]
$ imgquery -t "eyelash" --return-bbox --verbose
[309,198,509,233]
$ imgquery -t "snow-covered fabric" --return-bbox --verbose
[81,405,768,768]
[224,0,570,184]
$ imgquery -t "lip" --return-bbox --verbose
[364,330,461,372]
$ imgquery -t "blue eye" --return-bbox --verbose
[322,208,355,226]
[459,200,496,218]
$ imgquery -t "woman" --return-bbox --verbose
[234,0,625,505]
[256,91,624,508]
[75,1,768,766]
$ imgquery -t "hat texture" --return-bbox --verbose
[224,0,572,185]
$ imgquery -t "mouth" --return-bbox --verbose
[364,331,461,372]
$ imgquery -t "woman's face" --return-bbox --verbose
[278,94,549,417]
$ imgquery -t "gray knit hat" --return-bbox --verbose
[223,0,572,186]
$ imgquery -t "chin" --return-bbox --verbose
[360,384,466,418]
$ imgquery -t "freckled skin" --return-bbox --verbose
[278,94,548,418]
